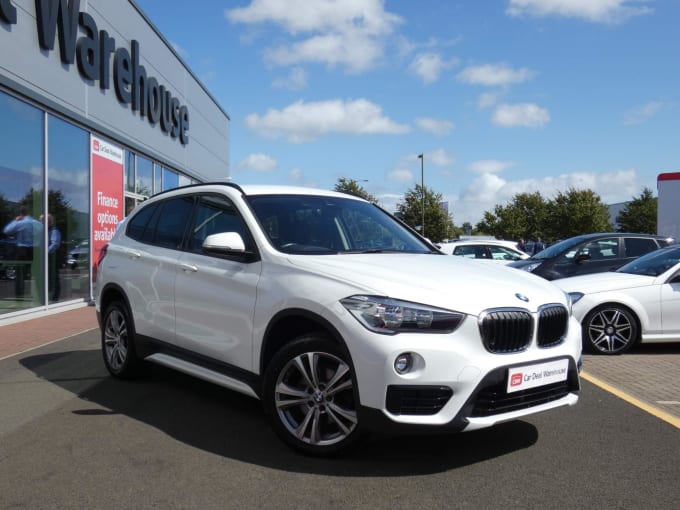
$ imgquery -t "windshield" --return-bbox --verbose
[530,235,591,260]
[247,194,434,255]
[616,245,680,277]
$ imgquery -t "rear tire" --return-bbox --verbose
[582,304,638,355]
[101,300,145,378]
[263,334,362,456]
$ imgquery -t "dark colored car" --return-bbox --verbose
[508,233,674,280]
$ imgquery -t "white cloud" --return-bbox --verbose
[387,169,414,183]
[245,99,410,142]
[272,67,308,90]
[450,168,639,225]
[416,117,455,135]
[237,153,278,172]
[478,92,501,109]
[623,101,664,125]
[506,0,653,24]
[409,53,459,84]
[288,167,303,182]
[492,103,550,127]
[226,0,402,73]
[457,63,535,86]
[469,160,515,174]
[427,149,455,167]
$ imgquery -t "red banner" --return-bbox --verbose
[91,136,124,281]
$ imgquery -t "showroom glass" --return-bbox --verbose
[0,91,45,314]
[247,195,431,254]
[47,114,90,304]
[162,167,179,191]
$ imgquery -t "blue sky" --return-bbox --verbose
[136,0,680,225]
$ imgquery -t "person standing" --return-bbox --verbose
[3,206,42,298]
[533,237,545,255]
[41,214,62,301]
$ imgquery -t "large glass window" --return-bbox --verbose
[162,167,179,191]
[47,114,90,305]
[0,91,45,314]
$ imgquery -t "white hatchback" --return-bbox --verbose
[95,183,581,455]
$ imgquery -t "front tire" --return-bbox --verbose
[583,304,638,355]
[101,300,145,378]
[263,334,361,456]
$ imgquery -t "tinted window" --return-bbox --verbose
[189,194,250,253]
[624,237,659,258]
[152,197,194,249]
[579,238,618,260]
[127,202,158,241]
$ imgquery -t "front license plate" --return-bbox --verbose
[507,358,569,393]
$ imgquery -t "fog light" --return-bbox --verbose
[394,353,412,374]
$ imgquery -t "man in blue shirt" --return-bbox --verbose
[3,206,43,298]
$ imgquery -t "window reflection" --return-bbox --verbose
[47,114,90,304]
[0,91,45,313]
[162,167,179,191]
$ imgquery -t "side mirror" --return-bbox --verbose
[202,232,253,259]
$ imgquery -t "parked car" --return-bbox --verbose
[67,240,89,269]
[555,244,680,354]
[95,183,581,456]
[438,239,529,263]
[508,233,673,280]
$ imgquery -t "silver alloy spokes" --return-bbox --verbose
[275,351,357,446]
[588,308,633,353]
[104,309,128,371]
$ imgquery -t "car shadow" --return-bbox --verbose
[19,348,539,476]
[629,343,680,355]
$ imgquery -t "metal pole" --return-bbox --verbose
[418,154,424,237]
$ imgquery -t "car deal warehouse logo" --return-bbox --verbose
[0,0,190,146]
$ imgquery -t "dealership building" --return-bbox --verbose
[0,0,231,324]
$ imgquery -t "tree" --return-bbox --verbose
[334,178,378,204]
[396,184,455,242]
[475,192,548,241]
[545,188,612,240]
[616,187,657,234]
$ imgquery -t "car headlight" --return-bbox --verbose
[340,295,465,335]
[520,262,541,273]
[568,292,584,305]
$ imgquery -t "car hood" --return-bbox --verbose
[508,258,541,269]
[554,272,654,294]
[286,253,567,315]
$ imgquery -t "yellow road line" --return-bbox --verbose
[581,370,680,429]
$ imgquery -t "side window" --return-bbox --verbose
[152,196,194,250]
[490,246,518,260]
[453,246,477,258]
[583,238,618,260]
[126,202,158,241]
[189,194,250,253]
[625,237,658,258]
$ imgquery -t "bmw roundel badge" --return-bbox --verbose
[515,293,529,302]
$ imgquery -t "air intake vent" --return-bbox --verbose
[537,305,568,348]
[478,308,533,353]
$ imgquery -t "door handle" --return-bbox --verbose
[126,250,141,259]
[180,263,198,273]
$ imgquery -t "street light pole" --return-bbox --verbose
[418,153,424,237]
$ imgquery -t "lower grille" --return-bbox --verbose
[386,385,453,415]
[465,358,580,417]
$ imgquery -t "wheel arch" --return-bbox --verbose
[98,283,132,320]
[259,308,351,377]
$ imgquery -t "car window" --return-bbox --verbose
[618,245,680,276]
[247,195,432,254]
[126,202,158,241]
[579,238,619,260]
[624,237,659,258]
[151,196,194,250]
[189,194,251,253]
[453,245,478,258]
[489,246,520,260]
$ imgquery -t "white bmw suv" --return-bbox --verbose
[95,183,581,455]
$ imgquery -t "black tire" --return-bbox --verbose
[101,300,145,378]
[582,304,639,355]
[263,334,361,456]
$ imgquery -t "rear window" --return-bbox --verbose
[624,238,659,258]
